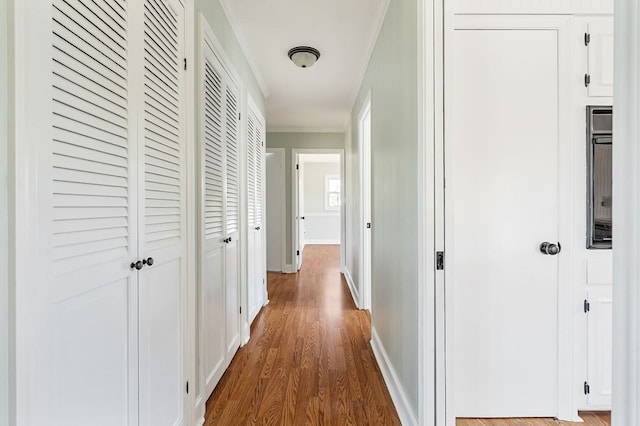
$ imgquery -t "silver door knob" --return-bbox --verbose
[540,242,561,255]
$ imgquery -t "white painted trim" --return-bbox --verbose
[344,0,391,129]
[613,1,640,423]
[303,212,341,218]
[371,327,419,426]
[451,0,613,14]
[357,91,372,312]
[303,239,340,245]
[443,14,576,422]
[217,0,269,98]
[343,268,361,310]
[418,0,438,425]
[267,127,346,134]
[241,321,250,346]
[266,148,287,274]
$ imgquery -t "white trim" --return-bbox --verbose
[216,1,269,98]
[371,327,419,426]
[613,1,640,424]
[324,174,341,211]
[418,0,438,425]
[357,91,372,312]
[266,148,287,274]
[443,14,576,422]
[451,0,613,14]
[344,0,391,129]
[267,127,346,134]
[241,321,250,346]
[303,212,341,218]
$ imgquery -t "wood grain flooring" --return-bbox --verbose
[204,244,401,425]
[457,411,610,425]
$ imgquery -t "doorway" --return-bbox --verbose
[292,150,345,271]
[359,95,372,311]
[265,149,286,272]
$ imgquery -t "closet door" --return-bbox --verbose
[224,80,241,358]
[22,0,136,424]
[137,0,186,424]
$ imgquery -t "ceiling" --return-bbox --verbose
[220,0,389,132]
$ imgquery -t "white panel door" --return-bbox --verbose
[587,19,614,97]
[137,0,186,424]
[586,287,613,407]
[451,28,560,417]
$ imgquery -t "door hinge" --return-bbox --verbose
[585,74,591,87]
[584,381,590,395]
[239,306,242,314]
[297,250,300,256]
[296,164,299,170]
[584,299,590,313]
[238,112,241,120]
[183,58,187,71]
[186,381,189,394]
[584,32,591,46]
[436,251,445,271]
[366,222,371,229]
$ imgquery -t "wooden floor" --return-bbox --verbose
[204,244,401,425]
[457,411,610,425]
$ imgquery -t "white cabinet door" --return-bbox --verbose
[137,1,186,424]
[587,19,614,97]
[586,287,613,408]
[451,26,562,417]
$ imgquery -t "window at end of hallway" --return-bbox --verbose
[325,175,340,210]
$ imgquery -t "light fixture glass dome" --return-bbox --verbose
[288,46,320,68]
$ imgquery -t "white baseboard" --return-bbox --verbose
[343,268,361,309]
[303,239,340,245]
[370,327,418,426]
[241,321,250,346]
[283,264,297,273]
[194,396,205,426]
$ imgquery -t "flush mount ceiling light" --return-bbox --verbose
[288,46,321,68]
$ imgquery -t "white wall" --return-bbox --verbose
[347,0,420,419]
[302,162,340,244]
[265,151,284,271]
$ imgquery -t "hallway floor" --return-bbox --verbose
[204,244,401,425]
[457,411,610,425]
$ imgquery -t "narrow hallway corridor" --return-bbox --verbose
[204,245,400,425]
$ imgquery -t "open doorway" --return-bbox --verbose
[265,149,286,272]
[292,150,344,271]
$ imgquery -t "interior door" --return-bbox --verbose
[296,162,305,269]
[450,28,560,417]
[137,0,186,424]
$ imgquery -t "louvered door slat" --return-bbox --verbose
[255,122,263,226]
[247,114,256,228]
[52,0,130,278]
[225,85,239,235]
[203,60,225,238]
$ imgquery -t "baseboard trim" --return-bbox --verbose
[370,327,418,426]
[343,268,360,309]
[241,321,250,346]
[283,264,297,274]
[194,395,205,426]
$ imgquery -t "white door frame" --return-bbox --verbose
[440,14,576,423]
[291,149,345,271]
[358,94,372,311]
[266,148,286,273]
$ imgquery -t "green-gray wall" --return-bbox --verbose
[347,0,420,417]
[266,132,344,265]
[195,1,265,116]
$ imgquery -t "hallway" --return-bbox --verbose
[204,245,401,424]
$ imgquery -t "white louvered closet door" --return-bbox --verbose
[201,42,227,398]
[27,0,136,424]
[224,80,241,360]
[137,0,186,425]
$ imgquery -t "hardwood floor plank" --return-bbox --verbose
[204,245,400,424]
[456,412,611,426]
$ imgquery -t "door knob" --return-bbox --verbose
[131,260,143,270]
[540,242,561,255]
[143,257,154,267]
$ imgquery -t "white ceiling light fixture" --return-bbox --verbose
[288,46,321,68]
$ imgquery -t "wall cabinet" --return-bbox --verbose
[15,0,188,424]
